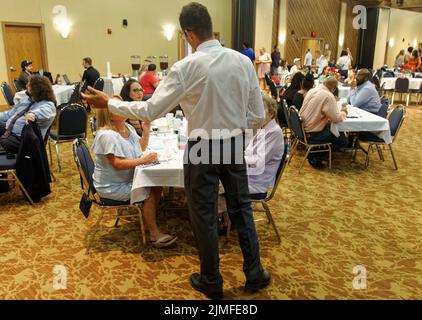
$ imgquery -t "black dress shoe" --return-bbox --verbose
[189,273,223,300]
[245,270,271,293]
[308,158,325,169]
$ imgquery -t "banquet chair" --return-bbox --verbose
[93,78,105,92]
[409,81,422,106]
[226,140,289,243]
[377,96,391,118]
[264,72,271,87]
[288,106,332,173]
[13,79,20,92]
[269,80,278,100]
[72,139,146,253]
[49,103,88,172]
[391,78,410,106]
[1,82,15,107]
[0,155,34,205]
[357,105,406,170]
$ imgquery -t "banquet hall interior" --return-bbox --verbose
[0,0,421,300]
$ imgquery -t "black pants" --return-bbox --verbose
[0,123,21,154]
[184,136,263,285]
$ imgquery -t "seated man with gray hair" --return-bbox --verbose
[348,68,381,115]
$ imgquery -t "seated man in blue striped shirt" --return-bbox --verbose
[0,75,56,154]
[348,69,381,115]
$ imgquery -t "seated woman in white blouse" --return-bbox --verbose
[92,103,177,248]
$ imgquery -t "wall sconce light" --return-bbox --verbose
[163,24,175,41]
[279,32,286,44]
[413,38,418,49]
[52,5,71,39]
[339,35,345,47]
[389,37,395,48]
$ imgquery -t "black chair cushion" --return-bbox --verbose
[100,198,131,206]
[358,132,384,143]
[0,155,17,170]
[50,131,85,141]
[250,193,267,201]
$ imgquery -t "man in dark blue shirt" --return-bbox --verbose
[241,42,255,63]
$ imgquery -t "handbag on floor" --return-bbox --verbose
[79,192,92,218]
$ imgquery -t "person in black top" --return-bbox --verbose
[281,71,304,107]
[292,73,315,110]
[17,60,33,91]
[271,46,281,75]
[81,57,100,89]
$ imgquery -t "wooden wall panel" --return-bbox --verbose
[285,0,341,65]
[344,0,360,64]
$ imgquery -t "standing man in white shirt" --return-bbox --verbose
[315,50,328,75]
[304,49,313,67]
[82,2,269,300]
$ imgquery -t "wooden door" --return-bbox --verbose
[2,23,48,91]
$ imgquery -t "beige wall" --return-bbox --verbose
[386,8,422,67]
[0,0,232,104]
[278,0,287,58]
[255,0,273,55]
[373,8,391,69]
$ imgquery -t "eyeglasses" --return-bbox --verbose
[132,88,144,93]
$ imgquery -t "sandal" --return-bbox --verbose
[150,234,177,248]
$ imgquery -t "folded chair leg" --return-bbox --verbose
[48,140,53,165]
[298,146,312,173]
[376,145,385,161]
[328,146,332,170]
[389,144,398,170]
[136,205,146,245]
[365,144,372,169]
[262,202,281,243]
[12,172,34,205]
[288,140,299,165]
[55,143,62,172]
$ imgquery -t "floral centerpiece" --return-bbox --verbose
[323,67,341,79]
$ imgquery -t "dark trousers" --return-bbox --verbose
[308,128,348,161]
[0,123,21,154]
[308,128,348,150]
[184,136,263,285]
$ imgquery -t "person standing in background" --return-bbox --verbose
[271,46,281,75]
[256,47,272,90]
[304,49,313,67]
[241,42,255,63]
[404,47,413,64]
[139,64,159,99]
[82,2,270,300]
[81,57,100,89]
[315,50,328,75]
[395,50,405,69]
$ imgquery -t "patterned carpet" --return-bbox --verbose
[0,104,421,300]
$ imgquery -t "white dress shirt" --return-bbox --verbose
[304,52,313,67]
[290,65,299,74]
[108,40,264,139]
[336,55,352,71]
[317,56,328,75]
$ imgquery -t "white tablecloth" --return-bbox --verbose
[331,106,392,144]
[131,150,185,204]
[102,78,126,97]
[381,77,422,90]
[13,85,75,105]
[131,132,185,204]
